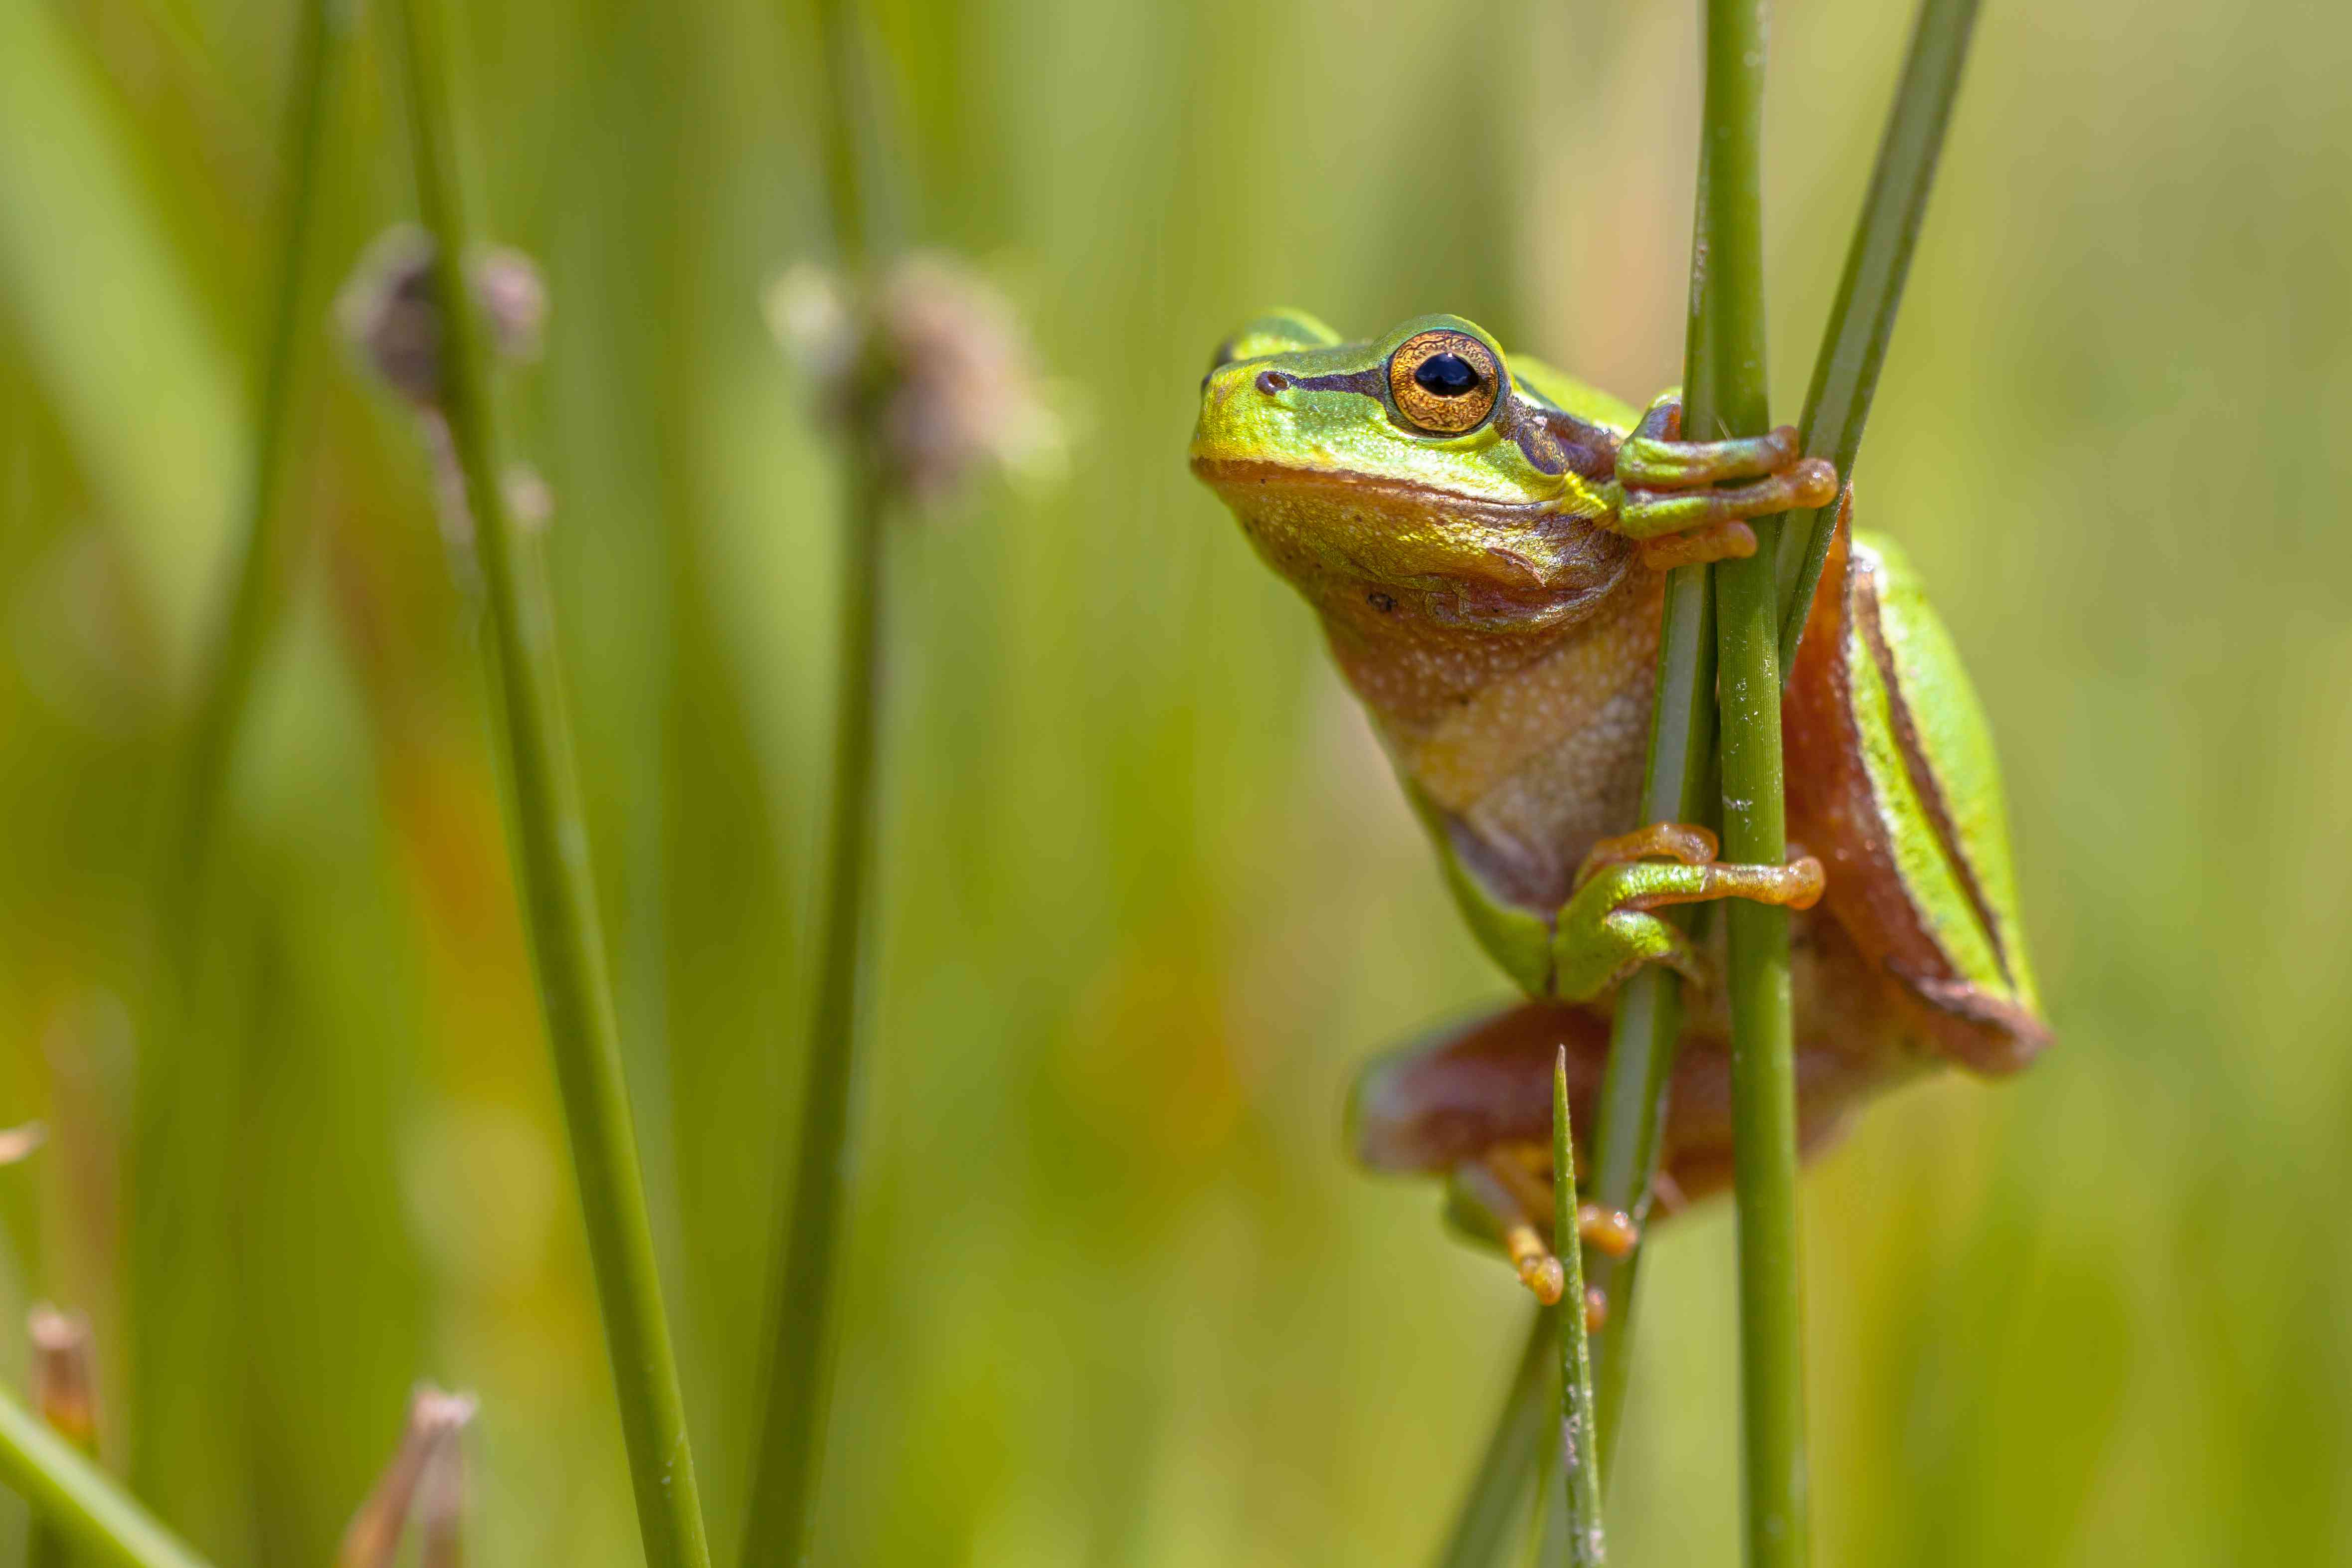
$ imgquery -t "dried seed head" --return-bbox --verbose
[416,1403,470,1568]
[337,1384,479,1568]
[338,226,549,409]
[28,1305,96,1451]
[470,246,546,363]
[765,252,1066,505]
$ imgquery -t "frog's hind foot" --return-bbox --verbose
[1448,1154,1639,1311]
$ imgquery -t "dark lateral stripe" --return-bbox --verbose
[1854,569,2014,991]
[1287,365,1388,400]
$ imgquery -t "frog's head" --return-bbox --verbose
[1189,312,1627,642]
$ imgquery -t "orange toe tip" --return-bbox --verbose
[1790,855,1827,909]
[1792,458,1839,508]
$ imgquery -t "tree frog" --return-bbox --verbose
[1190,311,2051,1307]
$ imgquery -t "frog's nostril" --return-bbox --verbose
[1255,369,1292,396]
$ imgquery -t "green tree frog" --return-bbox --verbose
[1190,311,2051,1306]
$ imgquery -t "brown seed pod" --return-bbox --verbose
[1387,329,1500,434]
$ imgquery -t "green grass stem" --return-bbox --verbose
[164,0,342,902]
[125,0,344,1508]
[1691,1,1810,1563]
[737,433,888,1568]
[384,2,712,1564]
[0,1385,210,1568]
[1550,1051,1606,1567]
[738,1,888,1562]
[1582,566,1716,1466]
[1774,0,1984,664]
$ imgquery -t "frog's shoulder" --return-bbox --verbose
[1502,352,1642,435]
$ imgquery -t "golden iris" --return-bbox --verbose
[1388,330,1500,434]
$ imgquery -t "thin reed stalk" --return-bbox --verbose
[1689,0,1810,1562]
[1775,0,1984,658]
[738,0,890,1561]
[1551,1052,1606,1566]
[127,0,342,1504]
[383,0,712,1563]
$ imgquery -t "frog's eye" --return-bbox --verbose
[1388,330,1502,434]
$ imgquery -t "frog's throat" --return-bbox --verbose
[1191,456,1630,640]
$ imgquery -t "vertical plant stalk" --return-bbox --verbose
[127,0,341,1503]
[0,1384,212,1568]
[1582,569,1715,1466]
[164,0,340,899]
[1551,1053,1606,1566]
[1774,0,1983,663]
[1693,0,1810,1564]
[739,1,886,1563]
[1431,1309,1556,1568]
[1581,45,1743,1473]
[384,2,712,1565]
[738,436,887,1567]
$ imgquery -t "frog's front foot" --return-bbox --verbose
[1550,823,1825,1001]
[1614,395,1838,570]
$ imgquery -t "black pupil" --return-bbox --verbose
[1414,352,1482,398]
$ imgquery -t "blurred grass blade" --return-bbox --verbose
[0,1383,211,1568]
[125,0,344,1523]
[1550,1051,1605,1567]
[1431,1309,1555,1568]
[165,0,347,904]
[0,0,239,671]
[1692,0,1811,1564]
[382,0,713,1564]
[1775,0,1984,668]
[738,0,888,1562]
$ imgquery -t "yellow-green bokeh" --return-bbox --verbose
[1,0,2347,1563]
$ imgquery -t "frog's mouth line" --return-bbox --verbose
[1186,455,1573,530]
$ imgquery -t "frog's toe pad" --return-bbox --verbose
[1515,1252,1567,1306]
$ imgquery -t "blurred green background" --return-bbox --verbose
[3,0,2350,1562]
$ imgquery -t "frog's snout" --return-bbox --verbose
[1191,357,1284,466]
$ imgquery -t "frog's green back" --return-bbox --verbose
[1845,530,2043,1021]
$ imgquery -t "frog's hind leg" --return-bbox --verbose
[1783,511,2054,1075]
[1348,999,1879,1317]
[1348,1004,1636,1321]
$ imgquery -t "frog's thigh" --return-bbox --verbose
[1784,525,2052,1075]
